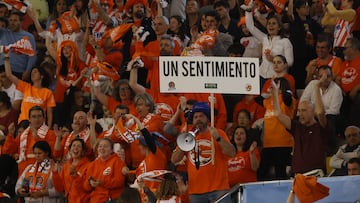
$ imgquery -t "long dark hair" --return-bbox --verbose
[168,15,188,41]
[155,173,179,199]
[231,126,253,152]
[273,77,292,95]
[266,13,285,38]
[31,66,51,88]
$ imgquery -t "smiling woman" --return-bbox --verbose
[3,51,56,126]
[52,138,91,203]
[84,138,128,203]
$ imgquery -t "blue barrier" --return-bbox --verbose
[242,176,360,203]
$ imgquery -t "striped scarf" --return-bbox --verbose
[18,124,49,163]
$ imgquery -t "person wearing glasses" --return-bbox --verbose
[330,125,360,176]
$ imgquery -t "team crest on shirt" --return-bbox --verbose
[228,156,246,172]
[342,67,358,84]
[189,139,213,167]
[103,167,112,175]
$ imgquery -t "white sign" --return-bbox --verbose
[159,56,260,94]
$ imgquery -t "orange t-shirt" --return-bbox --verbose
[337,55,360,93]
[263,95,295,148]
[227,149,260,187]
[186,129,231,194]
[16,80,56,123]
[316,56,343,77]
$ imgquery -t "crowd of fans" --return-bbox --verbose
[0,0,359,202]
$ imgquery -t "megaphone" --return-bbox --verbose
[176,128,199,151]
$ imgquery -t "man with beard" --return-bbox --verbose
[273,77,330,175]
[53,111,96,161]
[171,102,235,203]
[3,106,56,175]
[0,12,36,80]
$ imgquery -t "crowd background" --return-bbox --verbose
[0,0,360,202]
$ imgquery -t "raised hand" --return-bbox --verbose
[270,79,280,94]
[87,112,97,127]
[250,141,257,153]
[53,124,61,138]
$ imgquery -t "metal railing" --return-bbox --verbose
[214,183,243,203]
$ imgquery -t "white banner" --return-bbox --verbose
[159,56,260,94]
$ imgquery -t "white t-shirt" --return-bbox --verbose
[3,83,23,103]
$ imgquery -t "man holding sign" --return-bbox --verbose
[171,102,235,203]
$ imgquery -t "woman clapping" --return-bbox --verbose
[52,138,90,202]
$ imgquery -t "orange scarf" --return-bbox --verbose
[25,159,51,192]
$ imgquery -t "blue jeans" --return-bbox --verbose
[189,190,229,203]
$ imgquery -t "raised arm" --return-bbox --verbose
[45,36,57,61]
[87,112,98,150]
[128,64,146,94]
[249,142,260,171]
[287,0,294,21]
[93,86,109,107]
[245,11,267,41]
[47,107,53,127]
[314,75,327,128]
[90,0,117,28]
[26,7,45,34]
[272,80,292,130]
[3,53,19,85]
[325,1,356,21]
[209,127,236,157]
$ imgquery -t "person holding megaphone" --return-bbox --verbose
[171,102,235,203]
